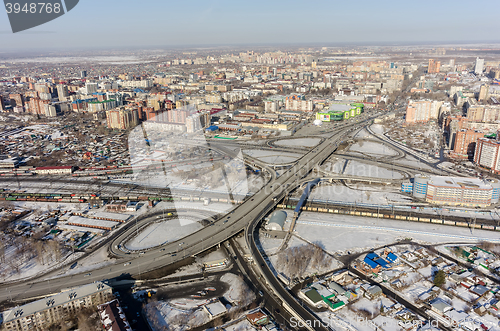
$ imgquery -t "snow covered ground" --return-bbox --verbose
[322,158,347,173]
[243,149,302,164]
[163,249,230,279]
[393,155,437,172]
[348,141,399,157]
[144,272,254,331]
[125,218,203,250]
[370,124,386,135]
[354,128,373,139]
[44,245,114,280]
[274,137,322,148]
[343,160,404,179]
[294,212,500,255]
[309,184,411,205]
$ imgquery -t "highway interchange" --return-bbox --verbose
[0,97,469,330]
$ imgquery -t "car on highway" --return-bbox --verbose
[124,262,131,266]
[171,254,177,257]
[84,273,91,277]
[223,220,228,224]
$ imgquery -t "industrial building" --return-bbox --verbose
[265,210,287,231]
[410,174,500,207]
[1,282,113,331]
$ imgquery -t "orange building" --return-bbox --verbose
[428,59,441,74]
[452,130,485,159]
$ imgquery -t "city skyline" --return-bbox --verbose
[1,0,500,51]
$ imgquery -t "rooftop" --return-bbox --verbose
[2,282,111,323]
[428,176,490,190]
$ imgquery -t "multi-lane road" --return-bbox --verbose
[0,111,380,330]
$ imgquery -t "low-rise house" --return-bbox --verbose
[98,299,132,331]
[203,299,227,320]
[246,309,269,327]
[429,298,453,315]
[365,285,383,299]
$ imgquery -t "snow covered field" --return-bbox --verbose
[125,218,203,250]
[394,155,437,172]
[243,149,302,164]
[370,124,386,135]
[309,184,411,205]
[274,137,322,148]
[343,160,404,179]
[294,212,500,255]
[144,272,254,331]
[348,141,399,157]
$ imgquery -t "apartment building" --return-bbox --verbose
[451,130,485,159]
[474,137,500,173]
[1,282,113,331]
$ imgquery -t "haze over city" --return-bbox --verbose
[1,0,500,51]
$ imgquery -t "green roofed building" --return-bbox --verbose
[304,289,323,305]
[320,102,364,121]
[316,111,344,122]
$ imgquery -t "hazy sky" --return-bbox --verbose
[1,0,499,51]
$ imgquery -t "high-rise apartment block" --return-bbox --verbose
[428,59,441,73]
[452,129,485,159]
[285,95,313,112]
[478,84,489,102]
[474,57,484,75]
[106,108,139,130]
[405,100,431,124]
[85,82,98,95]
[57,84,69,102]
[474,137,500,173]
[9,94,24,108]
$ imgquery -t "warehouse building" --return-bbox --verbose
[67,216,120,231]
[265,210,287,231]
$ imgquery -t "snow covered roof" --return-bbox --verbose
[204,300,227,317]
[428,176,490,190]
[2,282,111,323]
[98,299,132,331]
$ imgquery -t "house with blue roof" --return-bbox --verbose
[363,256,381,272]
[387,252,398,263]
[374,258,391,269]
